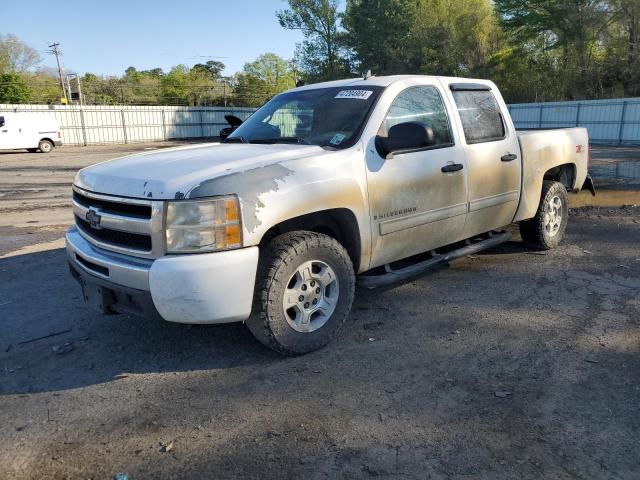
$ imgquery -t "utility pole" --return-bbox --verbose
[48,43,68,102]
[223,79,227,107]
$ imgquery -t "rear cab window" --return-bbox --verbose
[451,86,506,144]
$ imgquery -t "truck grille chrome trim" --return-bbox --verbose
[75,215,152,252]
[72,185,164,259]
[72,190,152,218]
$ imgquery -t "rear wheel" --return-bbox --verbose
[519,180,569,249]
[38,139,53,153]
[246,231,355,355]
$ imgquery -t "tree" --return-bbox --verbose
[231,53,296,106]
[0,34,41,73]
[606,0,640,96]
[344,0,500,77]
[159,64,222,106]
[343,0,419,74]
[277,0,351,81]
[21,68,62,104]
[494,0,616,99]
[80,73,129,105]
[0,72,30,103]
[191,60,225,80]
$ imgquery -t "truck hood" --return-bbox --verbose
[74,142,328,200]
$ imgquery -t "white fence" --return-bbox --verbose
[0,104,256,146]
[508,98,640,145]
[3,97,640,147]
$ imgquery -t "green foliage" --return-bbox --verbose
[277,0,351,81]
[5,2,640,107]
[343,0,419,74]
[231,53,296,107]
[0,72,30,103]
[0,34,41,73]
[160,64,224,106]
[344,0,500,77]
[493,0,616,99]
[191,60,225,80]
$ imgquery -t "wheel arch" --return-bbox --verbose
[514,162,578,222]
[259,208,362,272]
[39,137,55,149]
[543,163,577,192]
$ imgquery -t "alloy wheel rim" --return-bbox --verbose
[544,195,563,237]
[282,260,339,333]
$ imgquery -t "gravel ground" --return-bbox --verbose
[0,143,639,479]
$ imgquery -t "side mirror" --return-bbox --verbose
[0,117,4,128]
[220,115,244,140]
[375,122,435,158]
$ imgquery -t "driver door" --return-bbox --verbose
[366,84,468,268]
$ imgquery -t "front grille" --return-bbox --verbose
[76,215,152,252]
[73,190,151,219]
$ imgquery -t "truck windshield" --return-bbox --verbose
[226,86,383,149]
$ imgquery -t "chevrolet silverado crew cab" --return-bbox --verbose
[67,75,592,355]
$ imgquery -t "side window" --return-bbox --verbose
[451,90,505,144]
[0,116,5,127]
[382,86,453,148]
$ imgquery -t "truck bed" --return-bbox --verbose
[514,127,589,222]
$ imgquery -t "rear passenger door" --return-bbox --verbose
[448,84,521,238]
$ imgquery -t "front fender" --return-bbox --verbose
[185,147,372,271]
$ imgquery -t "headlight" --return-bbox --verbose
[165,196,242,253]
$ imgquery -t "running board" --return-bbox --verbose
[358,231,512,289]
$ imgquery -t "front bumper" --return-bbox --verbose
[66,227,259,324]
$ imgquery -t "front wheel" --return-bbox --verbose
[246,231,355,355]
[38,139,53,153]
[519,180,569,250]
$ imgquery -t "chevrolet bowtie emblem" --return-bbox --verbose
[86,208,102,228]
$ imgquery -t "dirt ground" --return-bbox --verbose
[0,143,639,479]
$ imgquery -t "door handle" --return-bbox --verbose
[1,130,7,133]
[441,163,464,173]
[501,153,518,162]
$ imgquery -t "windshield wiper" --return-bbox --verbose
[250,137,311,145]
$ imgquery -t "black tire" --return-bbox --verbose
[519,180,569,250]
[246,231,355,355]
[38,139,53,153]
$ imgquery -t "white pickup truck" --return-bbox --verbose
[66,75,592,355]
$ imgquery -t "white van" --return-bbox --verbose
[0,112,62,153]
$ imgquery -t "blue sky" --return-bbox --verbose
[1,0,309,76]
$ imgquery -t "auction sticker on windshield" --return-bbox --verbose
[335,90,373,100]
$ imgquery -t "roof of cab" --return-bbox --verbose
[288,75,494,93]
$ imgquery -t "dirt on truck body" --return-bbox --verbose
[64,75,590,355]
